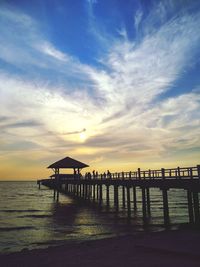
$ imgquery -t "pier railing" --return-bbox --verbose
[83,165,200,180]
[39,165,200,183]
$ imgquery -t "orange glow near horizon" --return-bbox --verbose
[0,154,199,181]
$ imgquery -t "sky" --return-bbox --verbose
[0,0,200,180]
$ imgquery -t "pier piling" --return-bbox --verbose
[126,186,131,218]
[162,189,169,226]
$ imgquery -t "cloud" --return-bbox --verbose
[35,42,69,62]
[134,9,143,32]
[0,2,200,174]
[0,141,42,152]
[87,10,200,126]
[62,128,86,135]
[0,116,13,123]
[87,0,98,5]
[0,5,97,94]
[1,120,42,129]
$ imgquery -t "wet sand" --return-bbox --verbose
[1,229,200,267]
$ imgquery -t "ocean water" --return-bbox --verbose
[0,181,193,253]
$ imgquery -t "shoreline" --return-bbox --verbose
[1,228,200,267]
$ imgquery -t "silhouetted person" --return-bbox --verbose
[107,170,111,179]
[92,170,96,179]
[88,172,92,180]
[96,171,98,179]
[103,172,106,179]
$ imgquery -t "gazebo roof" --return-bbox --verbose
[47,156,89,169]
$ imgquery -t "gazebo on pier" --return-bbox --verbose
[48,156,89,180]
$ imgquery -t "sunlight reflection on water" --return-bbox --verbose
[0,181,194,253]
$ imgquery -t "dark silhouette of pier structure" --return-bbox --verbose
[38,157,200,226]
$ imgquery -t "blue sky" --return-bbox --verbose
[0,0,200,179]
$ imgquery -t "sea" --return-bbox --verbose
[0,181,192,254]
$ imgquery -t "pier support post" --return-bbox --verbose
[133,187,137,210]
[56,191,59,201]
[142,187,147,221]
[56,184,60,202]
[146,188,151,215]
[122,186,126,208]
[99,184,103,204]
[97,185,99,200]
[82,184,84,198]
[85,184,88,200]
[87,185,91,200]
[89,185,92,199]
[73,184,75,195]
[187,190,194,224]
[114,185,119,212]
[126,186,131,218]
[193,192,200,224]
[83,184,85,198]
[197,165,200,181]
[65,183,67,192]
[70,184,73,195]
[162,189,169,226]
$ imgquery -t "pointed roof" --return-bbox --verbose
[47,156,89,169]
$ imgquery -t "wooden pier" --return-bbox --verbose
[38,157,200,226]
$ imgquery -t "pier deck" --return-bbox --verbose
[38,165,200,226]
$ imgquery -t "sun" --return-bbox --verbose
[79,132,87,142]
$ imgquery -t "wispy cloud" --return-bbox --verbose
[1,120,42,129]
[0,6,96,93]
[87,10,200,124]
[35,42,69,62]
[134,9,143,32]
[62,128,86,136]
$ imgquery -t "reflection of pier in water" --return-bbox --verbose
[38,157,200,226]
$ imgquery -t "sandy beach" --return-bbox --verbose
[1,229,200,267]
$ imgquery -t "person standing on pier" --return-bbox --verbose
[107,170,111,179]
[88,172,92,180]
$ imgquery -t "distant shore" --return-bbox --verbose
[1,229,200,267]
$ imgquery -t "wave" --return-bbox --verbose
[0,226,36,232]
[90,232,113,237]
[0,209,42,213]
[14,193,38,196]
[19,214,52,218]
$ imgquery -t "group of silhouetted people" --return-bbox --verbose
[85,170,98,179]
[85,170,112,180]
